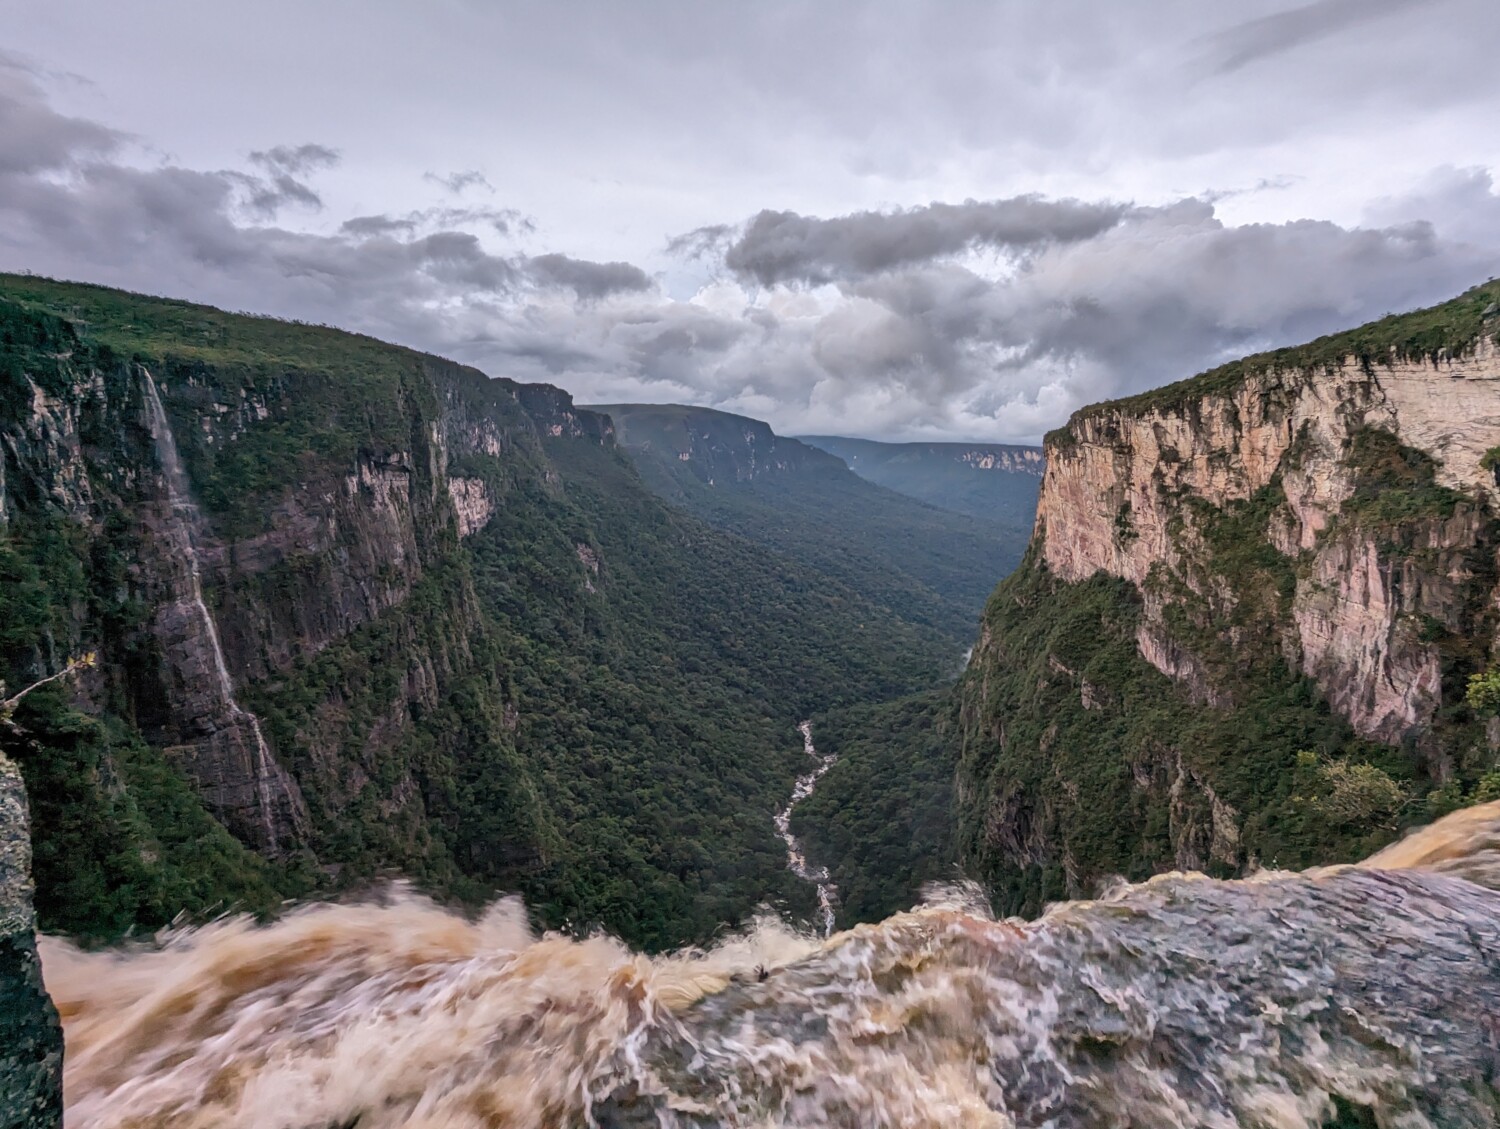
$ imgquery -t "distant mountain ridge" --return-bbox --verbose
[590,402,837,485]
[796,435,1043,525]
[590,404,1032,643]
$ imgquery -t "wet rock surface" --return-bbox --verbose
[0,754,62,1129]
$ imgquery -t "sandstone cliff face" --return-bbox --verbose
[0,295,610,873]
[956,448,1045,475]
[1037,336,1500,744]
[958,284,1500,912]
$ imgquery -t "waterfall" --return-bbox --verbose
[41,802,1500,1128]
[140,369,280,853]
[773,719,839,936]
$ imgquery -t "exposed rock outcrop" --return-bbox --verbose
[0,281,611,881]
[0,753,62,1129]
[958,281,1500,911]
[1038,336,1500,743]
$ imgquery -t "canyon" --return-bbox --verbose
[0,274,956,960]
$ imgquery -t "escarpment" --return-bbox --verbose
[958,281,1500,913]
[0,273,956,951]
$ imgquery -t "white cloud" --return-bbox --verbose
[2,5,1500,441]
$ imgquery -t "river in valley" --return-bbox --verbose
[772,720,839,936]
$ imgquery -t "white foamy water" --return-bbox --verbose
[40,801,1500,1128]
[773,720,839,936]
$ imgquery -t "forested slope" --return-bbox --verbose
[0,275,953,949]
[958,280,1500,914]
[594,403,1026,643]
[797,435,1043,526]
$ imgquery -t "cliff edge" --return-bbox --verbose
[959,280,1500,911]
[0,752,62,1129]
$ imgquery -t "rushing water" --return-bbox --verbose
[772,720,839,936]
[141,370,281,853]
[40,800,1500,1127]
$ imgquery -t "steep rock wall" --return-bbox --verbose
[958,283,1500,913]
[0,287,605,893]
[0,752,62,1129]
[1038,336,1500,743]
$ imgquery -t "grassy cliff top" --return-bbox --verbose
[1051,278,1500,445]
[0,273,541,411]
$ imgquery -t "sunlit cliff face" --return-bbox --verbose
[42,801,1500,1129]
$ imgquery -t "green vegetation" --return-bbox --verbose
[599,404,1026,643]
[795,434,1043,527]
[0,274,957,951]
[5,692,295,941]
[1467,667,1500,714]
[1337,426,1468,529]
[1295,751,1408,830]
[791,691,960,926]
[956,551,1445,916]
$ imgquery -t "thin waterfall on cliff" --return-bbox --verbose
[39,800,1500,1128]
[140,369,280,854]
[773,720,839,936]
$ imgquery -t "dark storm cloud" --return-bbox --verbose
[525,253,652,298]
[716,197,1129,286]
[1199,0,1431,74]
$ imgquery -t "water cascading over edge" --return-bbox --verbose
[140,369,290,854]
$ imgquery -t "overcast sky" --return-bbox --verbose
[3,0,1500,442]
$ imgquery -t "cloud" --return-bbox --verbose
[1197,0,1431,74]
[232,143,340,216]
[665,224,735,261]
[424,169,494,195]
[341,205,532,238]
[0,75,639,344]
[525,252,652,298]
[249,143,340,177]
[0,56,120,175]
[715,197,1129,286]
[2,65,1498,444]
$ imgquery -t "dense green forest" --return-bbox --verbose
[791,691,960,927]
[595,403,1025,643]
[0,275,956,950]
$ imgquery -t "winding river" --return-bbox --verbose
[773,720,840,936]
